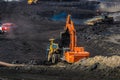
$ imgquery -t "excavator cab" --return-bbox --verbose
[59,30,70,48]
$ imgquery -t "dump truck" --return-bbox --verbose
[84,15,114,26]
[46,15,90,63]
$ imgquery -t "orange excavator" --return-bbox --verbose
[47,15,90,63]
[62,15,90,63]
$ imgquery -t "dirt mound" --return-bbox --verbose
[0,56,120,80]
[73,56,120,69]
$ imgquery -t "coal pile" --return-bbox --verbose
[0,1,119,80]
[0,1,119,63]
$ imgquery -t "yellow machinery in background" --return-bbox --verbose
[28,0,38,5]
[84,15,114,26]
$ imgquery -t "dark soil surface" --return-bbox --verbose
[0,1,119,80]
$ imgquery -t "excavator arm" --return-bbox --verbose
[65,14,77,51]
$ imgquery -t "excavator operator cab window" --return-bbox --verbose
[59,29,70,48]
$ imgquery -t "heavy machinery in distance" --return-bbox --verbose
[27,0,38,5]
[46,15,90,64]
[84,14,114,26]
[0,23,16,34]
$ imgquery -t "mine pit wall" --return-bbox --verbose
[38,1,99,19]
[40,8,96,19]
[99,2,120,12]
[0,1,99,20]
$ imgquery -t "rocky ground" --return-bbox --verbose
[0,1,119,80]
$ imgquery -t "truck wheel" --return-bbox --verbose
[52,54,58,64]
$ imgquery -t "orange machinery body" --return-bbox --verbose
[64,47,89,63]
[64,15,90,63]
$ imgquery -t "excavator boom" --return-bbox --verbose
[65,14,76,51]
